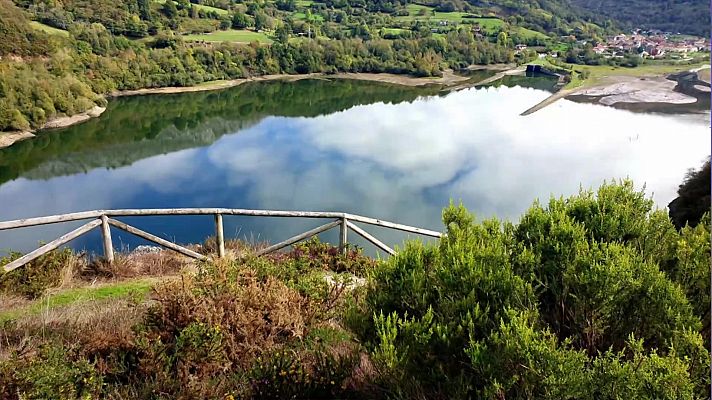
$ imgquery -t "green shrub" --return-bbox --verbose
[354,182,709,399]
[248,347,358,399]
[0,346,103,400]
[268,237,377,277]
[513,181,701,353]
[0,248,75,299]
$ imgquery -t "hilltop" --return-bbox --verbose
[572,0,710,36]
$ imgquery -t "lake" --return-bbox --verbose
[0,77,709,256]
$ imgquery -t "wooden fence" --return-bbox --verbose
[0,209,443,273]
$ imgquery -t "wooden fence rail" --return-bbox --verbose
[1,209,442,273]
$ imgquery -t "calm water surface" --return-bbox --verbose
[0,77,709,255]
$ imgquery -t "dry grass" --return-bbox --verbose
[80,248,196,280]
[0,297,146,361]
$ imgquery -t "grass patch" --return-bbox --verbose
[528,57,710,90]
[517,26,548,40]
[0,279,154,322]
[153,0,228,15]
[183,29,273,43]
[293,11,325,22]
[29,21,69,37]
[470,17,504,33]
[572,61,711,89]
[295,0,314,6]
[192,2,229,15]
[382,27,407,34]
[396,4,474,23]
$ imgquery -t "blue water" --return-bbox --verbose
[0,79,709,256]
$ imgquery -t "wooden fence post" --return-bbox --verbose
[101,214,114,263]
[339,217,348,254]
[215,213,225,258]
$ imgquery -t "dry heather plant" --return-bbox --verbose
[81,250,193,279]
[0,298,145,362]
[144,271,315,369]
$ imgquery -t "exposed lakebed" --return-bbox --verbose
[0,77,709,255]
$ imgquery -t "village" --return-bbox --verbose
[592,30,709,59]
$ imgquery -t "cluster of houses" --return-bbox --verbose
[592,30,709,59]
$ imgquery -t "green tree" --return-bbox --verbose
[162,0,178,18]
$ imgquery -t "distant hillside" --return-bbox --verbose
[571,0,709,36]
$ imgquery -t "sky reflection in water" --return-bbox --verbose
[0,84,709,254]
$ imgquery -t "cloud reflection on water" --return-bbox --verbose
[0,85,708,253]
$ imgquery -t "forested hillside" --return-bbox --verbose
[2,0,557,133]
[2,0,696,135]
[572,0,709,36]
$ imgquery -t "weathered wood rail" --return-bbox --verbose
[0,209,443,273]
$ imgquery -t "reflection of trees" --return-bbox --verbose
[0,79,440,184]
[489,74,558,92]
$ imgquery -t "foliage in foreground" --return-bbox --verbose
[351,180,710,399]
[0,181,709,399]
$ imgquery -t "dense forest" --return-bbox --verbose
[572,0,709,36]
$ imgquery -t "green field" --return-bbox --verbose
[192,2,229,15]
[295,0,314,6]
[293,11,325,21]
[153,0,229,15]
[29,21,69,36]
[183,29,273,43]
[517,26,548,40]
[470,17,504,33]
[397,4,473,23]
[382,27,408,34]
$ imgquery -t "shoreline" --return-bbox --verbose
[1,65,707,148]
[0,71,472,149]
[0,106,106,149]
[109,70,472,98]
[520,66,710,116]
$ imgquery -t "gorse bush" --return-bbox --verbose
[353,180,710,399]
[0,247,75,298]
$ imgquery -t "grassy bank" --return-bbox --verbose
[529,57,710,90]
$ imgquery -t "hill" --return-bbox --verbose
[571,0,710,36]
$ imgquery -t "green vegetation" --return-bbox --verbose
[669,159,711,230]
[190,2,229,15]
[0,79,441,184]
[0,181,709,399]
[0,0,706,134]
[0,279,154,322]
[571,0,709,36]
[183,29,272,42]
[526,56,708,89]
[2,0,533,132]
[28,21,69,36]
